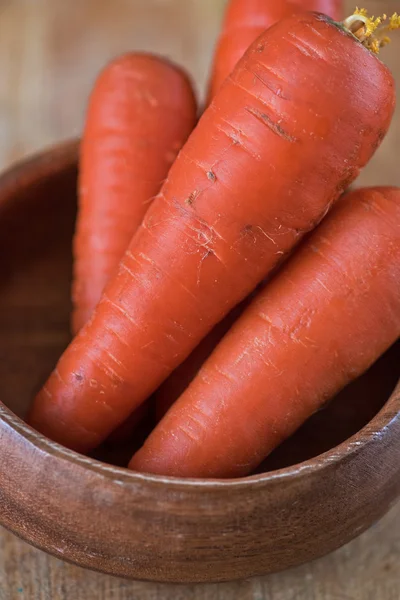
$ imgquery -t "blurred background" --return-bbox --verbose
[0,0,399,187]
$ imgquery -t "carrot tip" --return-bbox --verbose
[342,9,400,54]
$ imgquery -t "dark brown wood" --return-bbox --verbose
[0,141,399,584]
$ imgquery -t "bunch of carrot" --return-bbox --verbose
[28,2,400,479]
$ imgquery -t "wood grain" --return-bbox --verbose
[1,504,399,600]
[0,0,399,598]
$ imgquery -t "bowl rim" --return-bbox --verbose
[0,138,399,490]
[1,380,399,490]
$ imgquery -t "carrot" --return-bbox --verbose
[155,260,300,421]
[29,10,395,453]
[117,299,249,431]
[72,53,197,333]
[292,0,341,14]
[154,278,270,420]
[207,0,343,101]
[155,302,247,421]
[130,186,400,478]
[106,401,151,443]
[117,302,250,435]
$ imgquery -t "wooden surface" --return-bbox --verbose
[0,0,399,598]
[1,510,399,599]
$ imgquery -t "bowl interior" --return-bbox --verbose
[0,161,398,474]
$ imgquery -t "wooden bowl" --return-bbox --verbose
[0,140,399,584]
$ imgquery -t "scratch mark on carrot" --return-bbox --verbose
[255,225,277,246]
[176,423,201,443]
[185,190,199,205]
[137,251,157,266]
[186,413,208,433]
[287,30,328,62]
[252,68,291,101]
[315,277,331,293]
[42,385,52,398]
[213,364,236,384]
[119,261,141,282]
[289,332,308,347]
[53,368,66,386]
[197,249,214,286]
[245,106,298,143]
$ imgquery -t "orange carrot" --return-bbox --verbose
[29,12,394,453]
[106,401,151,443]
[155,302,247,421]
[116,305,248,436]
[130,187,400,478]
[154,249,303,421]
[207,0,343,101]
[155,0,345,421]
[72,53,197,333]
[292,0,342,15]
[117,300,250,431]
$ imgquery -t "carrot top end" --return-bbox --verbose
[342,9,400,54]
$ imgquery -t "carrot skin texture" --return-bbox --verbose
[131,187,400,478]
[155,302,248,421]
[29,13,394,453]
[207,0,343,101]
[118,302,251,435]
[72,53,197,333]
[121,298,250,430]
